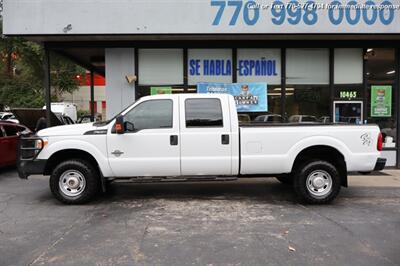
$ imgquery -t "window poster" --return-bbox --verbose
[197,82,268,112]
[150,87,172,95]
[371,85,392,117]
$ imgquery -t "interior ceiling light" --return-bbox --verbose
[386,70,396,75]
[274,88,294,91]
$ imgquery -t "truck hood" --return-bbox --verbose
[37,123,106,137]
[12,108,63,131]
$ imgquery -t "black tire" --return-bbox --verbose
[50,160,100,204]
[293,160,341,204]
[103,179,115,193]
[275,174,294,185]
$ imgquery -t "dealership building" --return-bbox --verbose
[3,0,400,167]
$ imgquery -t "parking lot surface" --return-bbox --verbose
[0,168,399,266]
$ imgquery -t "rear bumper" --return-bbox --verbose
[374,158,387,171]
[17,159,47,179]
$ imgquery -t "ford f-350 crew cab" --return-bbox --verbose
[18,94,386,204]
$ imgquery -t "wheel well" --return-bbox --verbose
[292,145,348,187]
[44,149,100,176]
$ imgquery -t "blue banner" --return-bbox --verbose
[197,82,268,112]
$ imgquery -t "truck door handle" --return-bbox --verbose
[111,150,124,157]
[221,134,229,145]
[170,135,178,146]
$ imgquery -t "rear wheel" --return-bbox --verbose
[50,160,100,204]
[293,160,341,204]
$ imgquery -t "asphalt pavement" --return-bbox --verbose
[0,167,399,266]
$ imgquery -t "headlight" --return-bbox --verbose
[35,138,49,150]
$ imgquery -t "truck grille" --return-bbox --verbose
[18,136,43,161]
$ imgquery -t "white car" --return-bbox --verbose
[18,94,385,204]
[1,112,13,120]
[289,115,318,123]
[253,114,282,123]
[43,102,77,122]
[320,116,331,123]
[0,112,19,124]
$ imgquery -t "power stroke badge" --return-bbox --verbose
[360,133,372,146]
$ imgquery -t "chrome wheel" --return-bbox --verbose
[59,170,86,197]
[306,170,332,198]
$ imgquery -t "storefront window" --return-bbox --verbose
[187,49,233,98]
[286,48,330,123]
[333,49,364,123]
[334,49,363,85]
[137,49,184,98]
[365,48,396,148]
[237,49,281,118]
[138,49,183,85]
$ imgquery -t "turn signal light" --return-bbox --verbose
[377,133,383,151]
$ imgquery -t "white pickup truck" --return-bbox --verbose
[18,94,386,204]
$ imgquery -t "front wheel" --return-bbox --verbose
[50,160,100,204]
[293,160,341,204]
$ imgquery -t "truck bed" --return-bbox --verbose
[239,124,381,175]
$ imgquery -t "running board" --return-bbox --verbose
[110,176,238,183]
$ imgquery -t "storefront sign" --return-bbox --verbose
[238,59,277,77]
[189,49,281,85]
[190,58,277,77]
[189,59,232,76]
[188,49,232,85]
[197,82,268,112]
[150,87,172,95]
[237,49,281,84]
[371,85,392,117]
[339,90,358,99]
[4,0,400,35]
[211,0,399,30]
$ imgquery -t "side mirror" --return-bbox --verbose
[124,121,135,132]
[115,115,125,134]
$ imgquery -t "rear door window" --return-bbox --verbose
[185,99,223,127]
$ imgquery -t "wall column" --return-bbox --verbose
[105,48,135,119]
